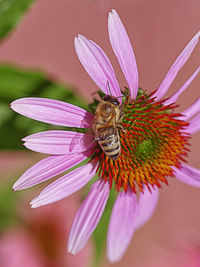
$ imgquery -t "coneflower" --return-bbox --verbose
[11,9,200,263]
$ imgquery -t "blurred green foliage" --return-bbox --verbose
[0,64,87,150]
[0,0,35,39]
[0,182,19,232]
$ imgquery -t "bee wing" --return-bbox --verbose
[69,132,95,152]
[96,126,118,141]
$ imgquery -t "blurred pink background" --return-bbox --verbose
[0,0,200,266]
[0,152,92,267]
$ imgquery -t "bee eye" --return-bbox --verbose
[112,99,120,105]
[102,95,110,101]
[103,95,119,106]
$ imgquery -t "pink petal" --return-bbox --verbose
[186,112,200,135]
[13,153,88,191]
[68,180,110,254]
[108,9,138,100]
[153,31,200,100]
[164,66,200,106]
[134,186,159,230]
[11,97,93,128]
[181,97,200,121]
[75,34,122,99]
[172,163,200,187]
[30,162,98,208]
[23,130,94,155]
[107,190,137,263]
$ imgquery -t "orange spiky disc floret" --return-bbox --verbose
[91,90,190,193]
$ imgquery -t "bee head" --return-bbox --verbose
[102,95,120,106]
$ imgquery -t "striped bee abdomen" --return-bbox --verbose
[97,127,121,160]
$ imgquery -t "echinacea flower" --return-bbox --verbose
[11,9,200,263]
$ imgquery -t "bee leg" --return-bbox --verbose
[117,124,123,130]
[117,124,126,133]
[119,111,124,122]
[116,112,124,128]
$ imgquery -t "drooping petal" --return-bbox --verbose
[153,31,200,100]
[30,162,97,208]
[164,66,200,106]
[13,153,88,191]
[11,97,93,128]
[185,112,200,135]
[107,190,137,263]
[181,97,200,121]
[134,186,159,230]
[68,180,110,254]
[23,130,93,155]
[172,163,200,187]
[75,34,121,99]
[108,9,138,100]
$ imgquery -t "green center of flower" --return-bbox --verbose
[90,89,190,193]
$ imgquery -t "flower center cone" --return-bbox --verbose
[91,90,190,193]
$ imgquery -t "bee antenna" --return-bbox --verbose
[106,81,112,95]
[106,80,125,99]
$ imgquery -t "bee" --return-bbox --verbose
[91,94,124,161]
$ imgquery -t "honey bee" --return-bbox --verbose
[91,95,124,161]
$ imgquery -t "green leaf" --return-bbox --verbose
[0,63,87,150]
[0,0,35,39]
